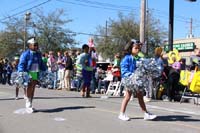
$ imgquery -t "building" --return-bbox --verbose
[164,37,200,65]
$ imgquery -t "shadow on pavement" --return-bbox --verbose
[155,115,200,122]
[35,106,96,113]
[0,98,15,101]
[130,117,144,120]
[34,96,101,99]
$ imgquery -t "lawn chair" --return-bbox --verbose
[106,81,121,96]
[180,68,200,105]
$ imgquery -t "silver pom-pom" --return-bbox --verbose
[11,72,31,88]
[122,58,162,92]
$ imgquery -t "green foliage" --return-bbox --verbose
[95,12,167,60]
[0,8,76,58]
[0,17,24,58]
[32,9,76,52]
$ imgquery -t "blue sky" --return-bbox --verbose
[0,0,199,46]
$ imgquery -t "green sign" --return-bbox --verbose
[164,42,195,52]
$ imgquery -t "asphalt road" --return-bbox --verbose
[0,84,200,133]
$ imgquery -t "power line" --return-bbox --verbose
[57,0,200,25]
[56,0,136,12]
[0,0,52,22]
[73,0,136,9]
[8,0,41,13]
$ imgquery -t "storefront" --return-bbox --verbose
[164,37,200,65]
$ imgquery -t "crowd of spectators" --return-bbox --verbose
[1,44,200,102]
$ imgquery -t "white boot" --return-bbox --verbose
[25,98,32,108]
[25,98,34,113]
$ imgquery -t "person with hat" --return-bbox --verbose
[18,37,47,113]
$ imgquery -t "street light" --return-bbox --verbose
[24,12,31,51]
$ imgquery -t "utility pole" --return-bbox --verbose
[24,12,31,51]
[146,8,149,55]
[190,18,193,36]
[105,20,108,45]
[169,0,174,51]
[140,0,146,53]
[105,20,108,38]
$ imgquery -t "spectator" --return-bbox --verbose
[190,48,200,70]
[47,51,58,89]
[112,53,121,82]
[6,61,12,85]
[97,68,112,93]
[64,51,73,91]
[57,51,65,90]
[42,52,48,68]
[165,50,181,102]
[75,51,82,91]
[77,44,93,97]
[2,58,8,84]
[89,47,98,94]
[144,47,164,101]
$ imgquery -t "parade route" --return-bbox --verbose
[0,84,200,133]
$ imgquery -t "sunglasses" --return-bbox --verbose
[131,39,141,44]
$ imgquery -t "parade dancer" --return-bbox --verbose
[118,40,157,121]
[18,37,46,113]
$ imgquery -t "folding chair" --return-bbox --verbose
[114,82,126,96]
[106,81,121,96]
[180,69,200,105]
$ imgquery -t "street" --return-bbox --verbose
[0,84,200,133]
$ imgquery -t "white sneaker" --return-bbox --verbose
[144,112,157,120]
[15,97,19,100]
[26,107,35,114]
[118,113,130,121]
[23,95,28,100]
[130,95,134,101]
[143,96,151,102]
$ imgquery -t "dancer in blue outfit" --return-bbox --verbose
[118,40,157,121]
[18,37,46,113]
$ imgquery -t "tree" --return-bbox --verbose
[0,17,24,58]
[95,12,167,61]
[146,9,167,56]
[0,8,76,58]
[33,9,76,52]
